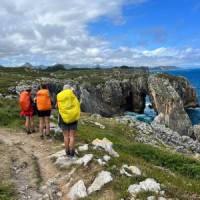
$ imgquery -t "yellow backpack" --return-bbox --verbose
[57,89,80,124]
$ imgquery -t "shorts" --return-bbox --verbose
[58,115,78,131]
[38,110,51,117]
[20,106,34,117]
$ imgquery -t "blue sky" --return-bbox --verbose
[89,0,200,49]
[0,0,200,67]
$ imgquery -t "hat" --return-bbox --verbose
[63,84,74,90]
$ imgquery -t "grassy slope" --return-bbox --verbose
[78,117,200,199]
[1,100,200,199]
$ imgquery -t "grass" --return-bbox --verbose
[1,99,200,199]
[77,117,200,199]
[0,185,15,200]
[0,98,21,129]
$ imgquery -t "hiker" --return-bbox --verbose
[57,84,80,158]
[19,87,35,134]
[36,84,52,139]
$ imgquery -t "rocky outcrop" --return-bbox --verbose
[80,74,148,116]
[157,73,199,108]
[8,68,199,135]
[148,75,193,136]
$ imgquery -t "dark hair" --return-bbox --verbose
[26,89,31,92]
[41,84,47,89]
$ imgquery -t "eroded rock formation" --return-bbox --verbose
[148,75,193,136]
[9,68,199,135]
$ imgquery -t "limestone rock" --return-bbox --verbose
[49,150,66,160]
[103,155,111,162]
[75,154,93,166]
[68,180,87,200]
[148,75,193,136]
[97,158,106,166]
[120,165,141,177]
[78,144,89,152]
[94,122,105,129]
[193,124,200,142]
[88,171,113,194]
[55,156,76,169]
[92,138,119,157]
[128,178,161,196]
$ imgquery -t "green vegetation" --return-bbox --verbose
[77,117,200,199]
[0,98,21,129]
[0,185,15,200]
[1,99,200,199]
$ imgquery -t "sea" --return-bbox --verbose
[125,68,200,125]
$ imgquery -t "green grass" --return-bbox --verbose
[0,99,21,129]
[77,118,200,199]
[0,185,15,200]
[1,99,200,199]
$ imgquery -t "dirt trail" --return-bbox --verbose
[0,128,62,200]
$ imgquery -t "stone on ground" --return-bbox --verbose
[68,180,87,200]
[120,165,141,177]
[92,138,119,157]
[128,178,161,196]
[76,154,93,166]
[78,144,89,152]
[88,171,113,194]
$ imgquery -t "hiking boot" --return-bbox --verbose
[70,149,75,157]
[31,129,36,133]
[65,149,71,157]
[26,130,31,135]
[40,134,44,140]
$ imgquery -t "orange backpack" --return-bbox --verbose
[36,89,52,111]
[19,91,31,111]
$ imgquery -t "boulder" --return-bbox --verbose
[75,154,93,166]
[78,144,89,152]
[128,178,161,197]
[68,180,87,200]
[120,165,141,177]
[88,171,113,194]
[92,138,119,157]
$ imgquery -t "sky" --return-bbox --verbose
[0,0,200,67]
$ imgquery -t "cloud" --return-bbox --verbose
[0,0,199,67]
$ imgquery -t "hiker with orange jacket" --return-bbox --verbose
[36,84,52,139]
[20,87,35,134]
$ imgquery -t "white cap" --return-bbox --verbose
[63,84,74,90]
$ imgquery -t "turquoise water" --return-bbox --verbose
[126,68,200,125]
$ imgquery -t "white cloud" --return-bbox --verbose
[0,0,199,67]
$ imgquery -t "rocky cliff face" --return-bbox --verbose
[157,73,199,108]
[148,75,193,136]
[8,68,198,135]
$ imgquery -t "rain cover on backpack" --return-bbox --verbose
[57,89,80,124]
[36,89,52,111]
[19,91,31,111]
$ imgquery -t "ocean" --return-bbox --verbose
[125,68,200,125]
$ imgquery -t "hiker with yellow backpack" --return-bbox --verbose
[57,84,80,158]
[36,84,52,139]
[19,87,35,134]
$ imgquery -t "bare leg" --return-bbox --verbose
[63,130,70,155]
[45,116,50,135]
[39,117,44,135]
[69,130,76,153]
[25,116,30,132]
[30,116,35,132]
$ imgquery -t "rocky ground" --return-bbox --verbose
[1,113,200,200]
